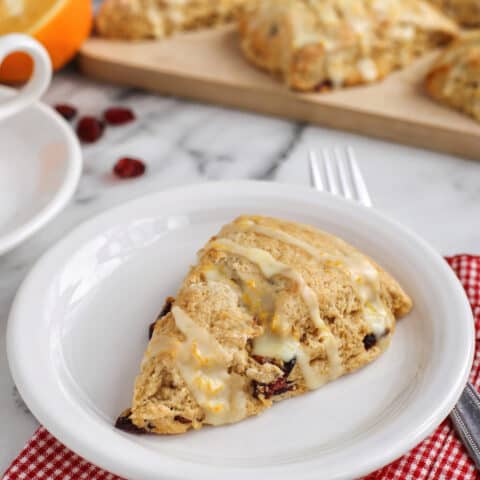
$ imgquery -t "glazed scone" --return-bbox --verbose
[428,0,480,27]
[116,215,412,435]
[238,0,458,91]
[426,32,480,122]
[96,0,247,40]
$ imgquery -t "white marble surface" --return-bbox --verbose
[1,69,480,473]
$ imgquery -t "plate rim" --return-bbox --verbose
[7,180,475,480]
[0,85,82,255]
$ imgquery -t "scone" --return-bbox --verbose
[96,0,247,40]
[238,0,458,91]
[116,215,412,435]
[426,32,480,122]
[428,0,480,27]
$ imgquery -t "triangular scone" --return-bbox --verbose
[96,0,247,40]
[426,32,480,122]
[238,0,458,91]
[116,216,412,435]
[428,0,480,27]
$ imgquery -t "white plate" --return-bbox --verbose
[7,181,474,480]
[0,86,82,255]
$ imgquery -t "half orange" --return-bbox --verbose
[0,0,93,83]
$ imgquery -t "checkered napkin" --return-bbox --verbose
[3,255,480,480]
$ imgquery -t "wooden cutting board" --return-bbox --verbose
[79,26,480,160]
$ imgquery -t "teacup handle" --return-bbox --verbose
[0,34,52,121]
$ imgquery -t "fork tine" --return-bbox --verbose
[346,147,372,207]
[309,151,324,191]
[322,148,340,195]
[334,148,353,200]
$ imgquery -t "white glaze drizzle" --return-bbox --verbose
[210,238,328,333]
[209,238,343,388]
[237,220,392,335]
[171,306,247,425]
[357,58,378,81]
[253,334,298,362]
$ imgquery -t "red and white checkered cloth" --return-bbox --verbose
[3,255,480,480]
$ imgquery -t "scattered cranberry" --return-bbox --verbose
[252,355,269,365]
[115,412,149,434]
[251,356,297,399]
[174,415,192,424]
[252,376,295,399]
[76,116,105,143]
[149,297,174,339]
[363,333,377,350]
[314,80,333,92]
[158,297,174,319]
[54,104,77,121]
[282,357,296,376]
[113,157,146,179]
[104,107,135,125]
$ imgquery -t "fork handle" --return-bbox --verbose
[450,382,480,470]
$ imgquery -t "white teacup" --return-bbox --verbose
[0,33,52,121]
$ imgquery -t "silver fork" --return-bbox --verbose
[309,147,372,207]
[309,147,480,472]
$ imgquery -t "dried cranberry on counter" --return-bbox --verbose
[54,104,77,121]
[76,116,105,143]
[104,107,135,125]
[113,157,146,179]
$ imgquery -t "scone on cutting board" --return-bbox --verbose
[239,0,458,91]
[116,215,412,435]
[96,0,247,40]
[426,32,480,122]
[428,0,480,27]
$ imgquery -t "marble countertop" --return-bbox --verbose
[1,69,480,473]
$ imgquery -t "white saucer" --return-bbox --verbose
[0,86,82,255]
[7,181,474,480]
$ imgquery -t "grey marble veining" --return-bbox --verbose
[1,69,480,473]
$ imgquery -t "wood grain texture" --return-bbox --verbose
[79,26,480,160]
